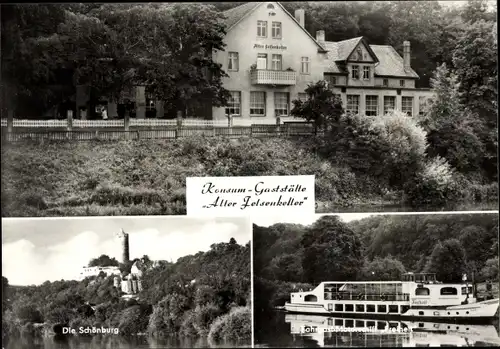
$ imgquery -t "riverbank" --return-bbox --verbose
[2,137,497,217]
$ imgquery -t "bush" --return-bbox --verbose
[324,110,428,188]
[208,306,251,342]
[148,293,190,336]
[403,156,460,208]
[180,303,222,337]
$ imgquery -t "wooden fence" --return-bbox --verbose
[1,123,318,143]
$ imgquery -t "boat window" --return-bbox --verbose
[401,305,409,314]
[367,304,376,312]
[335,304,343,312]
[356,304,364,312]
[335,319,343,326]
[377,322,386,330]
[304,294,318,302]
[345,304,354,312]
[389,305,398,313]
[367,321,376,327]
[345,320,354,328]
[355,320,364,328]
[377,305,387,313]
[328,303,333,311]
[440,287,457,296]
[328,318,333,326]
[415,287,430,296]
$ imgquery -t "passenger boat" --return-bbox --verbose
[285,313,500,347]
[284,273,499,320]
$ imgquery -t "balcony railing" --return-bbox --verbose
[250,69,297,86]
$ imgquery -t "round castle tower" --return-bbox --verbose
[116,228,130,264]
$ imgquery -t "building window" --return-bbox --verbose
[271,54,282,71]
[257,53,267,69]
[250,91,266,116]
[225,91,241,116]
[301,57,310,74]
[383,96,396,114]
[400,79,405,87]
[298,93,307,102]
[274,92,289,116]
[325,75,336,88]
[402,96,413,116]
[365,95,378,116]
[351,65,359,79]
[257,21,267,38]
[383,78,388,87]
[346,95,360,114]
[363,66,370,80]
[272,21,282,39]
[419,96,431,116]
[228,52,239,72]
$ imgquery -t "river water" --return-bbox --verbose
[255,311,500,347]
[3,335,250,349]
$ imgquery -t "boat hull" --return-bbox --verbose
[284,298,499,322]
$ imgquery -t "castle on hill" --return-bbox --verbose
[78,228,153,297]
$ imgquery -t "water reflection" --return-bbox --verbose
[286,314,500,347]
[4,335,250,349]
[255,311,500,347]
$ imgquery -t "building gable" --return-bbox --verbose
[347,41,377,63]
[223,2,326,53]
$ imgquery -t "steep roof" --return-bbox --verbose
[222,2,327,52]
[370,45,419,79]
[222,2,261,30]
[323,40,419,79]
[337,37,364,61]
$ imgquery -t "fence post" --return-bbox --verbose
[67,110,73,131]
[7,110,13,134]
[276,116,281,137]
[124,112,130,140]
[176,111,183,138]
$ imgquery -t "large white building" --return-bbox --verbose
[211,2,434,123]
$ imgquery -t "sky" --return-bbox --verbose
[2,216,250,286]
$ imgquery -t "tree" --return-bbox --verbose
[265,254,303,282]
[88,254,119,267]
[424,239,467,283]
[360,256,406,281]
[301,216,363,284]
[290,80,343,131]
[424,63,485,174]
[461,0,491,23]
[452,20,497,123]
[480,257,499,281]
[1,4,70,117]
[3,3,231,118]
[459,225,496,267]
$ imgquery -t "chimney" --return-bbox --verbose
[294,9,305,27]
[403,41,411,71]
[316,30,325,44]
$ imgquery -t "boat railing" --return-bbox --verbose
[324,293,410,302]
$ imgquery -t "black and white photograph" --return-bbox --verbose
[1,0,498,216]
[253,212,500,347]
[1,216,252,348]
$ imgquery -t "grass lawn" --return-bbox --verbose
[1,136,497,217]
[1,137,399,217]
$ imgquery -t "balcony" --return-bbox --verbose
[250,69,297,86]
